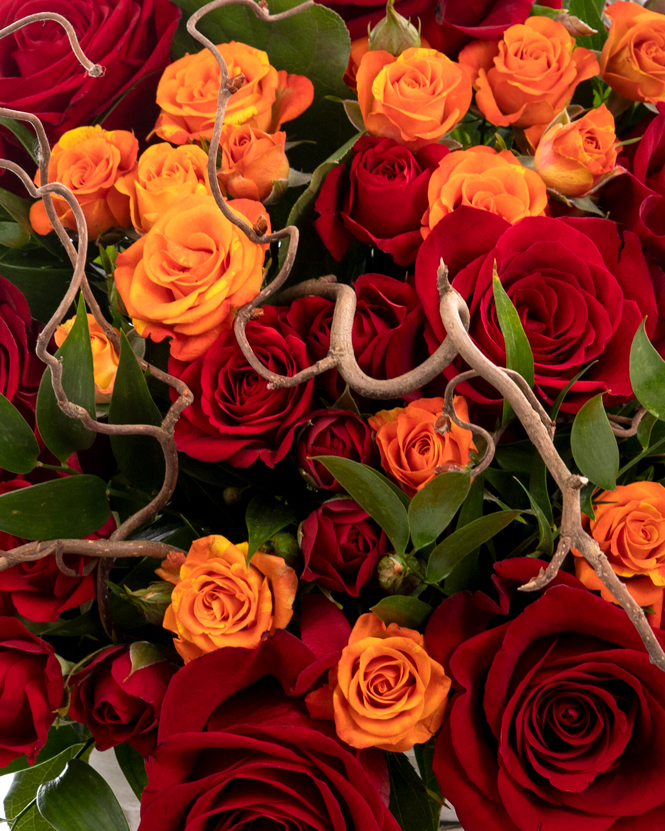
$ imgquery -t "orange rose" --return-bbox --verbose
[344,35,431,91]
[422,145,547,236]
[115,143,211,234]
[600,1,665,105]
[161,535,298,663]
[573,482,665,625]
[114,193,270,362]
[218,124,289,202]
[29,125,137,240]
[368,396,475,497]
[307,613,450,752]
[534,105,619,198]
[153,41,314,145]
[356,47,472,151]
[54,314,120,404]
[458,17,599,129]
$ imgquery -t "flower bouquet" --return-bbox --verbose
[1,0,665,829]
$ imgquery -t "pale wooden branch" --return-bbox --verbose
[0,539,185,572]
[608,408,647,438]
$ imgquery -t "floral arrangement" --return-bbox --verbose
[1,1,665,830]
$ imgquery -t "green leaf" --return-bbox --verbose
[408,471,471,550]
[0,187,32,231]
[386,752,439,831]
[638,411,658,449]
[630,319,665,421]
[0,393,39,473]
[427,510,522,583]
[413,737,442,806]
[529,4,562,18]
[0,727,82,778]
[515,479,554,556]
[245,492,297,562]
[549,364,594,420]
[0,117,38,162]
[0,221,30,248]
[359,464,410,509]
[108,332,164,493]
[568,0,608,51]
[443,474,485,594]
[571,393,619,491]
[315,456,410,556]
[0,248,73,323]
[36,294,96,462]
[113,745,147,801]
[370,596,433,629]
[0,475,110,540]
[37,759,130,831]
[493,272,534,424]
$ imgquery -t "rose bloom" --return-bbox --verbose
[459,17,599,129]
[314,136,449,266]
[416,207,663,412]
[357,47,472,151]
[160,534,298,663]
[423,146,547,237]
[115,143,211,234]
[138,632,400,831]
[0,276,42,419]
[170,305,314,467]
[534,104,619,198]
[572,482,665,626]
[0,617,63,766]
[300,498,391,596]
[0,0,180,140]
[601,1,665,105]
[218,124,289,202]
[114,193,269,362]
[55,314,120,403]
[68,644,175,757]
[369,396,475,497]
[428,558,665,831]
[154,40,314,144]
[29,125,138,240]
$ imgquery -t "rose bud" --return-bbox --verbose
[108,581,174,627]
[377,553,424,595]
[55,314,120,403]
[219,124,290,202]
[534,105,619,197]
[368,0,422,56]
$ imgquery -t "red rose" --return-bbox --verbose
[0,276,42,418]
[0,0,180,140]
[171,305,314,468]
[139,631,399,831]
[314,137,448,266]
[0,616,64,766]
[68,644,175,757]
[427,559,665,831]
[300,498,391,596]
[415,207,661,412]
[296,409,377,490]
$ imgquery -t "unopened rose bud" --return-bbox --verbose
[377,554,423,595]
[271,532,301,569]
[111,582,174,626]
[223,486,247,505]
[218,123,290,203]
[554,12,598,38]
[368,0,421,56]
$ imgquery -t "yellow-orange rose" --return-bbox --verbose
[153,41,314,145]
[534,105,619,198]
[218,124,289,202]
[368,396,475,497]
[422,146,547,237]
[356,47,472,151]
[113,193,269,362]
[54,314,120,404]
[459,17,599,129]
[600,1,665,105]
[29,125,137,240]
[115,143,211,234]
[161,535,298,663]
[344,35,431,91]
[329,613,450,752]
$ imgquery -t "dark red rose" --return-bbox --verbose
[0,0,180,141]
[296,409,377,491]
[171,305,314,468]
[415,207,661,412]
[0,276,42,418]
[300,498,391,596]
[68,644,176,757]
[139,630,399,831]
[314,137,448,266]
[427,559,665,831]
[0,616,64,766]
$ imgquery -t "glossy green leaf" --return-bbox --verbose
[386,752,439,831]
[246,492,297,562]
[0,475,110,540]
[571,393,619,491]
[638,411,659,449]
[568,0,608,51]
[493,273,534,423]
[0,393,39,473]
[360,464,410,509]
[0,221,30,248]
[630,319,665,421]
[0,187,32,230]
[370,596,433,629]
[0,726,82,778]
[108,332,164,493]
[37,759,130,831]
[0,117,39,162]
[36,294,96,462]
[113,745,147,801]
[427,510,522,583]
[315,456,410,556]
[408,471,471,550]
[515,479,554,556]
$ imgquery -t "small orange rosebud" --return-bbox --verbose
[54,314,120,403]
[218,124,289,202]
